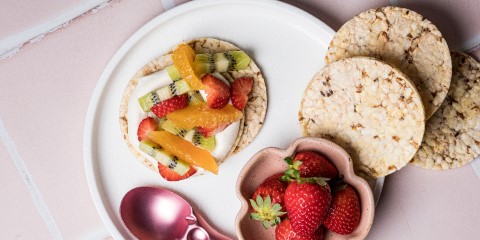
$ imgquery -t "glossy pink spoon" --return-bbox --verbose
[120,186,232,240]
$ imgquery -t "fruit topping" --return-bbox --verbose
[197,123,230,138]
[158,162,197,182]
[275,219,324,240]
[151,94,189,118]
[202,74,231,109]
[250,173,288,228]
[160,120,216,152]
[323,185,361,235]
[166,103,243,129]
[165,65,181,81]
[187,90,205,105]
[137,117,157,141]
[286,151,339,179]
[138,80,192,112]
[148,131,218,174]
[172,44,204,90]
[139,139,191,176]
[231,77,254,110]
[193,51,251,74]
[284,179,331,237]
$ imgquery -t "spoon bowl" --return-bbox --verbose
[120,186,231,240]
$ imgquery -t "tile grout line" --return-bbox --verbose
[0,0,110,60]
[0,118,63,240]
[160,0,176,10]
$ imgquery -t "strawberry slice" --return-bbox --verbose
[158,163,197,181]
[137,117,157,141]
[202,74,230,109]
[197,123,230,137]
[151,94,189,118]
[231,77,253,110]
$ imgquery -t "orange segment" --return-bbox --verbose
[166,103,243,129]
[172,44,204,90]
[148,131,218,174]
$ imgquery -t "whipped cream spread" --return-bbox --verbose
[127,66,240,171]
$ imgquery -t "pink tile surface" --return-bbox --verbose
[0,0,163,238]
[0,144,51,239]
[281,0,391,30]
[369,165,480,239]
[1,0,480,239]
[0,0,85,38]
[396,0,480,50]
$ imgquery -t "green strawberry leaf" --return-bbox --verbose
[284,157,293,165]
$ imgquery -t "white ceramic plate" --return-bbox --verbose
[84,0,383,238]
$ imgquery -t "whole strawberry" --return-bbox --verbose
[323,185,361,235]
[275,219,323,240]
[252,173,288,207]
[250,173,288,228]
[291,151,339,179]
[284,179,331,236]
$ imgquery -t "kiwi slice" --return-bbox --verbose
[187,90,205,104]
[138,80,192,112]
[187,131,216,152]
[160,119,192,138]
[165,65,181,81]
[160,120,216,152]
[139,139,190,175]
[193,51,251,74]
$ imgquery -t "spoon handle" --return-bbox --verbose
[194,210,233,240]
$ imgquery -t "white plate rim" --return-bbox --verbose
[83,0,384,238]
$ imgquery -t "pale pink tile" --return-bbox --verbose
[0,0,87,38]
[369,164,480,239]
[0,144,51,239]
[397,0,480,50]
[0,0,163,238]
[173,0,390,30]
[280,0,391,30]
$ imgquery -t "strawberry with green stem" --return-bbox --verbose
[282,156,332,237]
[283,177,331,237]
[249,173,288,228]
[285,151,339,179]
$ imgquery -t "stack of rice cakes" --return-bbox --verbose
[299,6,480,179]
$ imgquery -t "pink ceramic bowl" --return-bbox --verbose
[235,137,375,240]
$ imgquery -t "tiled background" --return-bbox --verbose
[1,0,479,239]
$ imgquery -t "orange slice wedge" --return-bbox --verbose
[172,44,204,90]
[148,131,218,174]
[166,103,243,129]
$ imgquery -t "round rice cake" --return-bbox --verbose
[299,57,425,179]
[411,52,480,170]
[325,6,451,119]
[119,38,267,173]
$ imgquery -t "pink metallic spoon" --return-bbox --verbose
[120,186,232,240]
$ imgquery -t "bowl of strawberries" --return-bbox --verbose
[235,137,375,240]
